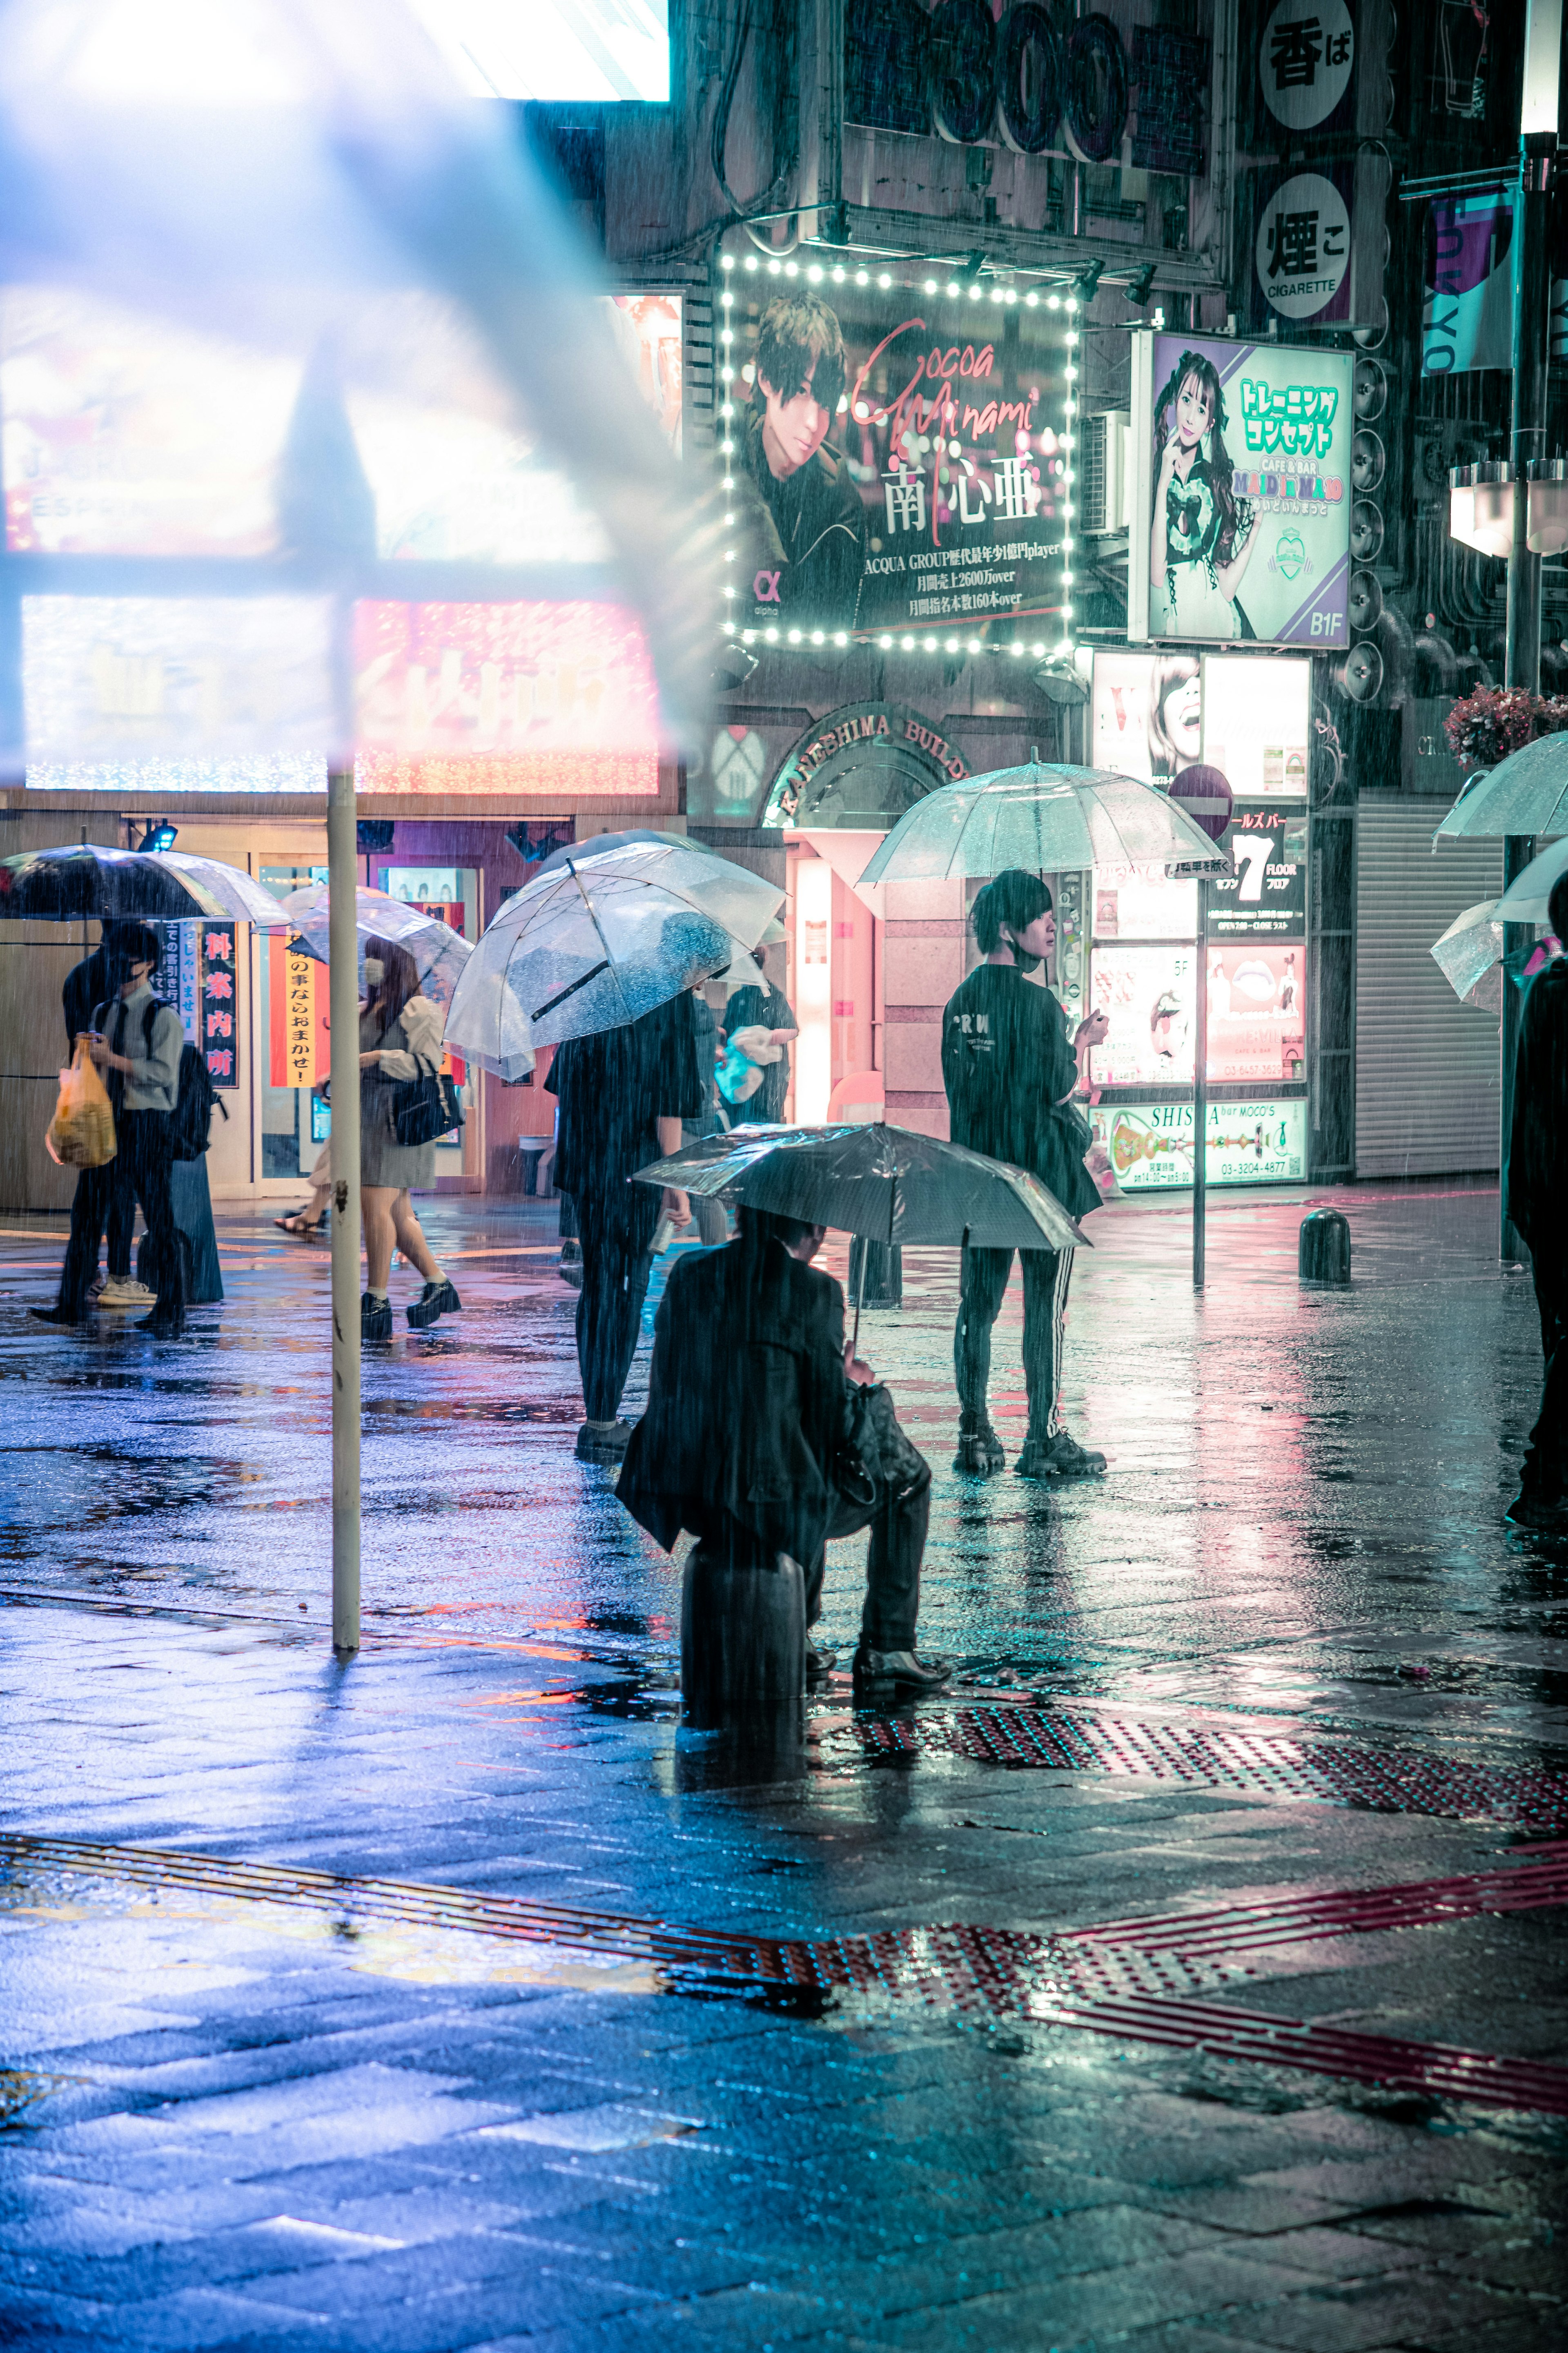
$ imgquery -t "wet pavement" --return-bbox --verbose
[1,1181,1566,2351]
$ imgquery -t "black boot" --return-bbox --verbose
[407,1278,461,1330]
[361,1291,393,1344]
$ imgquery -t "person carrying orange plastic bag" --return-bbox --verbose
[45,1037,116,1171]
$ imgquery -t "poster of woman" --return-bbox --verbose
[1149,348,1259,640]
[1131,332,1353,650]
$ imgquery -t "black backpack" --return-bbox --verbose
[141,999,228,1161]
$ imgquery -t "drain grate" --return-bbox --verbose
[6,1833,1568,2117]
[852,1706,1568,1833]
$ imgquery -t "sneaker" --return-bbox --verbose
[575,1418,633,1465]
[805,1639,837,1683]
[406,1278,462,1330]
[853,1647,951,1691]
[1016,1431,1107,1480]
[952,1420,1005,1476]
[1505,1490,1568,1532]
[99,1277,156,1309]
[361,1291,393,1345]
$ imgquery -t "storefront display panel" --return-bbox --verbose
[1090,1096,1308,1191]
[1088,943,1196,1086]
[1093,861,1198,941]
[1091,649,1201,786]
[1200,653,1311,799]
[1203,943,1306,1082]
[1209,802,1307,938]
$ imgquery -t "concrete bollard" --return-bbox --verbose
[849,1236,903,1308]
[1298,1207,1351,1285]
[680,1539,806,1729]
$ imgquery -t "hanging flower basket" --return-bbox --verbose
[1443,686,1568,772]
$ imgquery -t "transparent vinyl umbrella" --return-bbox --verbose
[445,841,783,1079]
[274,885,472,1006]
[1434,736,1568,841]
[1495,835,1568,920]
[855,763,1233,888]
[1431,901,1507,1012]
[0,843,290,928]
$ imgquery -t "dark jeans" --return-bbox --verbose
[1521,1240,1568,1499]
[575,1184,659,1422]
[59,1112,184,1332]
[955,1242,1074,1440]
[809,1386,931,1653]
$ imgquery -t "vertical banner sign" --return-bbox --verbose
[1422,186,1515,374]
[200,921,237,1088]
[267,938,328,1087]
[176,923,199,1044]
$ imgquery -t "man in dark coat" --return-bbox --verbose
[546,918,730,1465]
[617,1205,949,1692]
[942,870,1109,1481]
[1505,872,1568,1528]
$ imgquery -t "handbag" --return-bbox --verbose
[392,1062,465,1147]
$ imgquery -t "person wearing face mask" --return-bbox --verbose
[358,937,461,1341]
[941,871,1108,1480]
[33,922,186,1336]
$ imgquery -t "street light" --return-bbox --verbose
[1449,460,1568,557]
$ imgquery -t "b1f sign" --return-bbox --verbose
[1127,332,1352,650]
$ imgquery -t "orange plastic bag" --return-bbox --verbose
[45,1038,117,1169]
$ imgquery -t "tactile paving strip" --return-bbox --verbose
[852,1706,1568,1833]
[5,1834,1568,2116]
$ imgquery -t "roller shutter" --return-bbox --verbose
[1354,797,1501,1179]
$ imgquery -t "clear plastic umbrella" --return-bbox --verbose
[275,885,472,1007]
[855,763,1232,888]
[1431,901,1507,1012]
[1495,836,1568,919]
[1434,736,1568,841]
[0,843,289,927]
[445,841,782,1079]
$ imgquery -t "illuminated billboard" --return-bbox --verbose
[22,595,333,789]
[1089,1097,1308,1191]
[1128,330,1352,649]
[1088,939,1305,1085]
[1091,649,1201,786]
[724,246,1072,638]
[1201,653,1310,799]
[353,600,660,796]
[2,289,298,557]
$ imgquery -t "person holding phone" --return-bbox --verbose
[942,872,1109,1480]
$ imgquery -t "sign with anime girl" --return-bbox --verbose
[1127,330,1352,650]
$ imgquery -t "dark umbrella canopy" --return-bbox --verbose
[0,845,285,926]
[633,1122,1091,1253]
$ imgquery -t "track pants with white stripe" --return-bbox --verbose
[955,1242,1074,1441]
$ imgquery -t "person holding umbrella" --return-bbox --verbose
[942,870,1109,1478]
[1505,871,1568,1530]
[359,937,462,1341]
[546,914,731,1465]
[33,923,185,1337]
[618,1203,949,1693]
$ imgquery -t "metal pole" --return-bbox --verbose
[327,764,361,1653]
[1192,884,1208,1290]
[1501,123,1556,1260]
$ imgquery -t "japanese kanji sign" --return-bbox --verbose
[200,921,238,1090]
[1128,331,1353,650]
[1260,0,1355,132]
[1255,170,1352,323]
[723,236,1072,638]
[268,940,326,1090]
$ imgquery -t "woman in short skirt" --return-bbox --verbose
[359,935,462,1341]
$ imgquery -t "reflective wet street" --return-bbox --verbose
[2,1184,1566,2352]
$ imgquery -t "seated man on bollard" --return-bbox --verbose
[617,1204,950,1699]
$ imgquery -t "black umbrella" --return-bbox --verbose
[0,845,287,926]
[635,1122,1091,1347]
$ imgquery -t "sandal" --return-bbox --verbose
[274,1207,325,1238]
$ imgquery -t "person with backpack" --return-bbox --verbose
[61,921,142,1306]
[33,923,186,1336]
[358,936,461,1341]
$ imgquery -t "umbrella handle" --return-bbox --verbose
[852,1237,867,1359]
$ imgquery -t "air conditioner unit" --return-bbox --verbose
[1082,409,1130,532]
